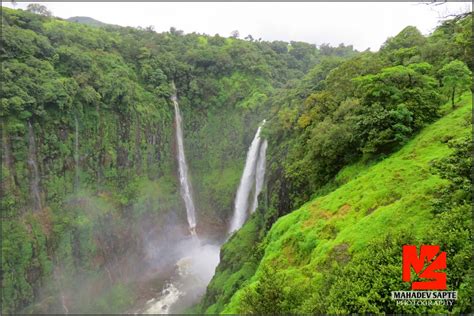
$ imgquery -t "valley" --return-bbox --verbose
[1,5,472,314]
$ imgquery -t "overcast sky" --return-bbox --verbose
[3,2,472,51]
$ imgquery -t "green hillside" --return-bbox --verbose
[1,5,472,315]
[199,13,472,314]
[204,94,472,314]
[1,7,357,313]
[66,16,113,28]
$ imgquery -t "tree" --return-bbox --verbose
[381,26,426,51]
[427,136,473,314]
[269,41,288,54]
[438,60,472,108]
[353,63,443,154]
[380,26,427,64]
[26,3,52,17]
[431,136,472,213]
[239,265,289,314]
[230,30,240,39]
[169,26,183,36]
[145,25,155,32]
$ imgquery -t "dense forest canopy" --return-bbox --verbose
[1,5,472,314]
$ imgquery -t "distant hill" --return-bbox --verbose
[66,16,114,27]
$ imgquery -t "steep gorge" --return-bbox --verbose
[1,7,337,313]
[1,6,472,315]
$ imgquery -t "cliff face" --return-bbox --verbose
[1,8,325,313]
[2,6,471,315]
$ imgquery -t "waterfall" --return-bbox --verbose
[171,82,197,234]
[250,139,267,214]
[228,120,266,234]
[74,115,80,191]
[27,121,42,211]
[2,128,17,190]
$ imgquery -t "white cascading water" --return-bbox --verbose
[139,83,221,315]
[74,115,80,191]
[141,91,268,314]
[171,82,197,234]
[143,283,180,314]
[27,121,42,211]
[250,139,267,214]
[228,120,266,233]
[141,238,220,314]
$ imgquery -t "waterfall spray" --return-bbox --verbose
[228,120,266,234]
[171,82,197,235]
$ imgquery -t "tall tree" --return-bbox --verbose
[230,30,240,39]
[26,4,52,17]
[438,60,472,108]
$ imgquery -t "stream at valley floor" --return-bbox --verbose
[135,236,221,314]
[128,93,267,314]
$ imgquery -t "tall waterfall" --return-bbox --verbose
[172,83,197,234]
[228,120,266,233]
[74,115,80,191]
[27,121,42,211]
[250,139,267,214]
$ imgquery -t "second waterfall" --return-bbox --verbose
[229,120,267,234]
[172,83,197,235]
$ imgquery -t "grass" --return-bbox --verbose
[201,215,263,313]
[220,93,472,313]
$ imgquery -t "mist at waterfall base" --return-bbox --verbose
[38,89,219,314]
[135,87,221,314]
[140,105,268,313]
[29,94,265,313]
[26,187,195,313]
[140,236,220,314]
[27,187,223,314]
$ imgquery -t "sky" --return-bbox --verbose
[3,2,472,51]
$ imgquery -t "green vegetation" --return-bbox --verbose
[200,13,472,314]
[218,94,472,314]
[262,20,472,215]
[439,60,472,108]
[66,16,115,28]
[1,6,353,314]
[1,5,472,314]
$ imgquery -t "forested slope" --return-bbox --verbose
[207,94,472,314]
[0,7,356,313]
[199,13,472,314]
[1,6,472,314]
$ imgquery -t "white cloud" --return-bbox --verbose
[3,2,472,51]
